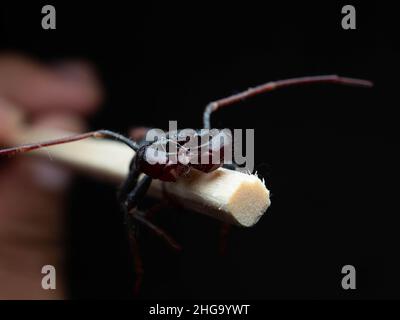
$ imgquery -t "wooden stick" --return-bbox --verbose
[4,127,271,227]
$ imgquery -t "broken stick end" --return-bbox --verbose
[227,172,271,227]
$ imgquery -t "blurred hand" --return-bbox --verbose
[0,53,103,299]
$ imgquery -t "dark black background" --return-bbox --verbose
[0,1,398,299]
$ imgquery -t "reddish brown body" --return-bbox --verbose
[136,130,232,182]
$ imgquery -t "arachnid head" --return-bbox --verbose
[136,130,232,182]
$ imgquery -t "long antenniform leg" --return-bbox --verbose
[203,74,373,129]
[0,129,140,156]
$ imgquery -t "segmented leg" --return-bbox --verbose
[118,155,153,215]
[128,232,144,297]
[124,175,152,213]
[133,209,181,251]
[118,158,141,219]
[120,153,180,294]
[121,162,185,293]
[118,156,152,296]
